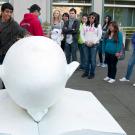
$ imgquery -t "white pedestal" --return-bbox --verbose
[0,90,38,135]
[0,89,126,135]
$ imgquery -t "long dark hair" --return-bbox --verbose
[86,12,99,28]
[102,15,112,29]
[107,21,119,43]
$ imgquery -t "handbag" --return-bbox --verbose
[117,43,125,60]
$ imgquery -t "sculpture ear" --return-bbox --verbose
[66,61,79,80]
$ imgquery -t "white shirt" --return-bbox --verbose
[81,23,102,44]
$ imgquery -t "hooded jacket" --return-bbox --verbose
[20,13,44,36]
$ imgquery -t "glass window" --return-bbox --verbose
[132,8,135,26]
[53,0,91,3]
[53,5,91,19]
[53,0,92,19]
[105,0,135,5]
[104,7,135,27]
[104,7,113,20]
[0,0,9,3]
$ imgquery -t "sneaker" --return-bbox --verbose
[108,79,115,83]
[81,72,88,78]
[104,77,110,81]
[97,63,101,67]
[101,63,107,68]
[88,74,95,79]
[133,84,135,87]
[119,77,129,82]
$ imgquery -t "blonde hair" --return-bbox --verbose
[52,10,61,24]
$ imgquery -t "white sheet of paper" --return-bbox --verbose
[39,88,126,135]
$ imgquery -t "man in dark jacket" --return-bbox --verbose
[62,8,80,64]
[20,4,44,36]
[0,2,26,64]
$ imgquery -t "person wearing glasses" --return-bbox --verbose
[20,4,44,36]
[81,12,102,79]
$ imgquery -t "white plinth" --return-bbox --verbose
[0,89,126,135]
[0,90,38,135]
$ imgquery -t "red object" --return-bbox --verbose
[20,13,44,36]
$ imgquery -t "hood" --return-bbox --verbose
[22,13,38,22]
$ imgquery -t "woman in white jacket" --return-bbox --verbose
[81,12,102,79]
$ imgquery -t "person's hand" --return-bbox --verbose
[88,42,93,46]
[115,52,120,58]
[85,41,93,47]
[85,41,89,45]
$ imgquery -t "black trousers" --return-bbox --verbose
[106,52,118,79]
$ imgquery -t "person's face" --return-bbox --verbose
[53,11,60,18]
[89,15,95,24]
[69,11,76,19]
[82,16,87,24]
[1,9,13,22]
[105,17,109,23]
[63,16,68,21]
[109,23,114,32]
[34,10,41,16]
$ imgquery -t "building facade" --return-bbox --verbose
[0,0,135,27]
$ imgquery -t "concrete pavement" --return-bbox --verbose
[66,50,135,135]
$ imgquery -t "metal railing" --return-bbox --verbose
[122,27,135,39]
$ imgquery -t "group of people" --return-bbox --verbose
[50,7,135,86]
[0,3,46,65]
[0,2,135,87]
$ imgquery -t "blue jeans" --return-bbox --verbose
[125,50,135,80]
[78,44,86,69]
[83,44,98,75]
[65,42,78,64]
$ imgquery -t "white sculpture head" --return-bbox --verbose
[0,36,79,122]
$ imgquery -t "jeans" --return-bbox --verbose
[78,44,85,69]
[98,41,107,64]
[83,44,98,75]
[125,50,135,80]
[106,52,118,79]
[65,41,78,64]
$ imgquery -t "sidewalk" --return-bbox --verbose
[66,50,135,135]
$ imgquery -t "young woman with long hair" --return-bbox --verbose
[81,12,102,79]
[97,15,112,67]
[103,21,123,83]
[51,10,64,45]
